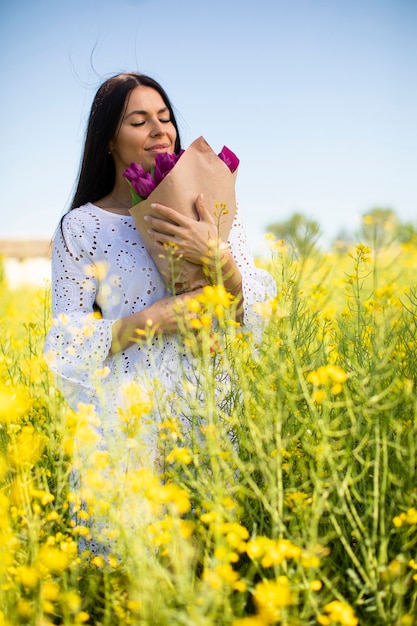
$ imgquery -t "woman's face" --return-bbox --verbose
[110,85,177,173]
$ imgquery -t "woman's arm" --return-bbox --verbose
[110,289,202,354]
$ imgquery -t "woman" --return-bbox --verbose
[44,72,276,420]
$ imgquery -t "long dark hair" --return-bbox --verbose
[69,73,182,210]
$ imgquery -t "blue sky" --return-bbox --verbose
[0,0,416,252]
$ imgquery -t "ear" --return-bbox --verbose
[108,136,116,153]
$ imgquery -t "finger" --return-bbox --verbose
[195,193,214,224]
[194,194,204,220]
[148,203,190,227]
[144,215,181,236]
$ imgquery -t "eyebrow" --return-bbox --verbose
[125,106,169,119]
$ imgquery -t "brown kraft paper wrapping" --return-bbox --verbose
[129,136,238,293]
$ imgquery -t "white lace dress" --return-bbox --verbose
[45,202,276,417]
[45,203,276,552]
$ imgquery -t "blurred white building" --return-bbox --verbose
[0,240,51,289]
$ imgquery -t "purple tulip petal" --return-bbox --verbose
[218,146,239,173]
[154,151,184,185]
[123,163,156,200]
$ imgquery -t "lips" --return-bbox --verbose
[146,143,170,152]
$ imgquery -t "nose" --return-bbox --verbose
[150,117,165,136]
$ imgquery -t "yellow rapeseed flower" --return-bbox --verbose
[178,519,194,539]
[158,418,181,440]
[187,298,202,314]
[200,510,218,524]
[253,300,274,319]
[221,496,238,511]
[386,559,403,578]
[38,545,70,573]
[393,515,403,528]
[198,284,235,309]
[126,599,142,613]
[253,576,293,623]
[393,507,417,527]
[8,425,47,467]
[245,536,303,568]
[405,508,417,524]
[41,580,60,601]
[149,527,171,548]
[75,611,90,623]
[202,568,223,590]
[0,389,29,423]
[312,389,327,404]
[151,482,191,515]
[319,600,358,626]
[331,383,343,395]
[17,599,33,619]
[16,565,39,588]
[327,365,347,383]
[219,522,249,548]
[166,447,192,465]
[0,456,8,482]
[30,489,55,506]
[310,579,323,591]
[307,365,347,387]
[355,243,371,256]
[90,450,110,470]
[301,552,321,568]
[61,590,81,612]
[214,563,240,585]
[118,381,154,417]
[262,539,301,568]
[246,536,270,560]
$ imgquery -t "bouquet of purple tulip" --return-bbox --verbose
[125,136,240,293]
[123,151,184,204]
[123,145,239,205]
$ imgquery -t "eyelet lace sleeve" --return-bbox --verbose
[44,215,115,408]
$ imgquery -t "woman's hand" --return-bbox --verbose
[110,289,204,354]
[144,194,220,266]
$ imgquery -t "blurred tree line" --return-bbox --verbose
[266,207,417,255]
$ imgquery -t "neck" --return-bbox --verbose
[108,179,132,208]
[95,181,133,214]
[109,193,132,209]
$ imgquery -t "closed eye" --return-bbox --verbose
[131,118,171,127]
